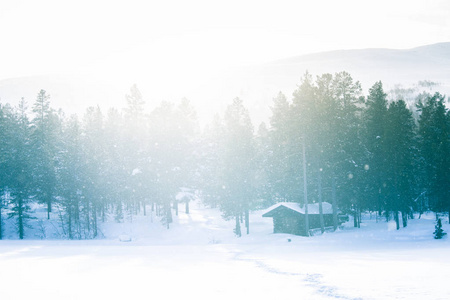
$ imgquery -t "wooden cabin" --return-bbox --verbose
[262,202,336,236]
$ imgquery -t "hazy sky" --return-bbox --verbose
[0,0,449,87]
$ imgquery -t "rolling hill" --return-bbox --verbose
[1,42,449,126]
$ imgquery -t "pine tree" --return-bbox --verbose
[103,108,127,222]
[5,99,34,239]
[363,81,388,215]
[123,85,149,218]
[57,115,85,239]
[175,98,200,214]
[0,103,15,239]
[384,99,417,229]
[30,90,58,219]
[268,92,296,203]
[81,106,105,238]
[331,72,364,227]
[417,93,450,216]
[253,122,271,209]
[199,114,226,210]
[315,73,340,231]
[291,72,316,229]
[148,101,183,228]
[221,98,255,236]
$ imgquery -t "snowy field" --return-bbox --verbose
[1,202,450,300]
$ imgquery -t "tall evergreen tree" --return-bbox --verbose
[331,72,364,227]
[363,81,389,215]
[148,101,182,228]
[6,99,34,239]
[268,92,296,203]
[199,114,226,209]
[57,115,85,239]
[384,100,417,229]
[123,85,149,218]
[30,90,58,219]
[417,93,450,216]
[291,72,316,218]
[221,98,255,236]
[81,106,105,238]
[103,108,128,222]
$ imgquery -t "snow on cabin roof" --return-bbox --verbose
[262,202,334,216]
[175,191,195,201]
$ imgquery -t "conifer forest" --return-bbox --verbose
[1,71,449,239]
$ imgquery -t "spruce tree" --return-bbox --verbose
[199,114,226,210]
[221,98,255,236]
[384,100,416,229]
[331,71,364,227]
[57,115,85,239]
[363,81,388,215]
[6,99,34,239]
[268,92,296,203]
[418,93,450,216]
[30,90,58,219]
[81,106,105,238]
[148,101,183,228]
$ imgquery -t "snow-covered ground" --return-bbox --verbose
[1,202,449,300]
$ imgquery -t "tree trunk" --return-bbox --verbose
[85,199,91,235]
[68,204,73,240]
[402,211,408,228]
[93,204,98,238]
[245,209,249,235]
[394,211,400,230]
[101,203,106,222]
[143,200,146,216]
[74,201,80,239]
[0,204,2,240]
[18,195,24,239]
[318,170,325,233]
[302,141,309,236]
[332,176,338,230]
[165,203,172,229]
[378,187,383,218]
[235,215,241,237]
[359,209,362,228]
[185,199,190,214]
[47,198,51,220]
[174,200,178,216]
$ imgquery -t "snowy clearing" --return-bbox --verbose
[1,202,450,300]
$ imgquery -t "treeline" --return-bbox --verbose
[0,72,449,239]
[0,86,199,239]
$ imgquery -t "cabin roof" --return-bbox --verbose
[262,202,333,217]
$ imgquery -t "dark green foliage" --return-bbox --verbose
[363,81,388,213]
[30,90,59,219]
[384,100,417,228]
[0,75,449,239]
[221,98,255,236]
[417,93,450,216]
[267,92,297,203]
[433,218,446,239]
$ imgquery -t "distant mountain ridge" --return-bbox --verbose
[1,42,449,125]
[197,42,450,124]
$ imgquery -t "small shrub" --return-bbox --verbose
[433,218,447,239]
